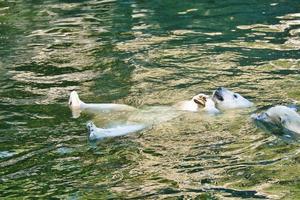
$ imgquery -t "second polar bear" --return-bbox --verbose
[251,105,300,136]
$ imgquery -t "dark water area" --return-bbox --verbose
[0,0,300,199]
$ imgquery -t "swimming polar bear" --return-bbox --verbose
[68,91,136,118]
[212,87,254,110]
[70,89,253,140]
[175,93,220,114]
[251,105,300,136]
[81,93,220,140]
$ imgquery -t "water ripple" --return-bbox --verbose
[0,0,300,199]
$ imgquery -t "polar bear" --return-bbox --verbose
[84,93,220,140]
[212,87,253,110]
[251,105,300,136]
[68,91,136,118]
[69,91,219,116]
[72,92,220,140]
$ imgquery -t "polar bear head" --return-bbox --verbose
[251,105,300,135]
[212,87,253,110]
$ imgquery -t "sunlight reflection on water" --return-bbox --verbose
[0,0,300,199]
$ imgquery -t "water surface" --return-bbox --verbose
[1,0,300,199]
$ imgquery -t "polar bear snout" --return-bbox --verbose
[213,90,224,101]
[86,121,94,133]
[251,112,273,125]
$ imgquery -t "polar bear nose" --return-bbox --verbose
[214,88,224,101]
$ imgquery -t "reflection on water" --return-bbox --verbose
[0,0,300,199]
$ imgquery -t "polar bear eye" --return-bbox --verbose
[278,116,285,123]
[233,94,238,98]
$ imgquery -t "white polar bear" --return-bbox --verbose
[212,87,254,110]
[251,105,300,136]
[84,93,220,140]
[68,91,221,140]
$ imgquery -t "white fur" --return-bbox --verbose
[87,121,146,140]
[175,100,198,112]
[212,87,253,110]
[175,94,220,114]
[68,91,136,118]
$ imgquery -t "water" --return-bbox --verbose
[1,0,300,198]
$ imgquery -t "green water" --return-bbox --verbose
[1,0,300,199]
